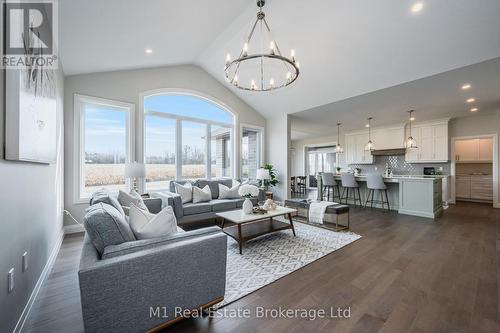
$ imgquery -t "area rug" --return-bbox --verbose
[217,219,361,308]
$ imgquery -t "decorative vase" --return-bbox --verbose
[242,198,253,214]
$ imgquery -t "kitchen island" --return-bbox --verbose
[322,175,444,218]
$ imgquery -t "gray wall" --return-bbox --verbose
[64,64,266,226]
[0,69,64,332]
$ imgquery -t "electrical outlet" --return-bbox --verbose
[8,268,14,293]
[22,252,28,272]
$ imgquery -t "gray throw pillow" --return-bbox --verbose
[83,203,136,255]
[90,191,126,217]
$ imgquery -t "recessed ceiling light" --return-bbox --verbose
[411,2,424,13]
[145,48,153,54]
[461,84,471,90]
[470,108,478,112]
[466,98,475,103]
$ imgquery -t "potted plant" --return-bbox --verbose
[261,163,279,189]
[238,184,260,214]
[336,166,341,174]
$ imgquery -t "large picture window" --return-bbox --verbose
[143,93,234,190]
[75,95,134,201]
[241,126,263,180]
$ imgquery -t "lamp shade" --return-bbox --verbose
[124,162,146,178]
[256,168,271,180]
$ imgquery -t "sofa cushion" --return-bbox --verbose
[83,203,136,255]
[211,199,237,212]
[235,197,259,208]
[89,191,125,217]
[196,179,232,199]
[183,202,212,216]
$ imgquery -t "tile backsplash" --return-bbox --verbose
[348,155,450,175]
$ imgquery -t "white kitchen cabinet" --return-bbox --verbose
[456,175,493,201]
[405,120,449,163]
[478,138,493,161]
[345,132,373,164]
[455,138,493,162]
[455,176,471,198]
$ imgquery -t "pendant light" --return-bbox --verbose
[335,122,344,153]
[364,117,375,151]
[405,110,418,149]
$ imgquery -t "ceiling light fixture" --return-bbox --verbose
[335,122,344,154]
[411,2,423,13]
[470,107,478,112]
[466,98,475,103]
[223,0,299,91]
[461,84,471,90]
[364,117,375,151]
[145,48,153,54]
[405,110,418,149]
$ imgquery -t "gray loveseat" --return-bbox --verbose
[152,179,265,226]
[78,192,227,333]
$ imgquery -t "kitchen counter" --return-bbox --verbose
[320,174,444,219]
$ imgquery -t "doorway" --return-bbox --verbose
[451,134,498,207]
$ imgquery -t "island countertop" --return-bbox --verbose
[332,174,447,183]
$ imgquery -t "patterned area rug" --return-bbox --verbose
[217,219,361,308]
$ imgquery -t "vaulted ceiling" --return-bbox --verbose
[60,0,500,120]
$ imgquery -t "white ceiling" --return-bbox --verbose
[59,0,251,75]
[60,0,500,119]
[290,57,500,140]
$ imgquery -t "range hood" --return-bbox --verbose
[371,148,406,156]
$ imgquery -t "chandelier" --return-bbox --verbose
[224,0,300,91]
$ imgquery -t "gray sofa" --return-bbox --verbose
[152,179,265,226]
[78,192,227,333]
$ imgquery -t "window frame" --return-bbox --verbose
[140,90,236,191]
[240,123,265,180]
[73,94,135,204]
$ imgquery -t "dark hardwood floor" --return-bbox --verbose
[23,202,500,333]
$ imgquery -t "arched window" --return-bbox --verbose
[143,93,234,191]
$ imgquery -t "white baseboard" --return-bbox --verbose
[64,223,85,234]
[13,228,65,333]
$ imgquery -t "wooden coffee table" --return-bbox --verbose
[216,206,297,254]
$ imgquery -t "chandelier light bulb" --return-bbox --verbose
[232,74,238,86]
[295,61,300,69]
[269,41,276,55]
[242,42,249,57]
[291,49,296,62]
[251,79,256,90]
[270,77,275,88]
[225,53,231,67]
[286,71,292,81]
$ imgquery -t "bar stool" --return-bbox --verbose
[365,173,390,211]
[340,173,362,206]
[321,172,340,202]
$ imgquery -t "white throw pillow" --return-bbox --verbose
[118,189,148,212]
[129,204,178,240]
[192,185,212,203]
[174,182,192,204]
[218,183,240,199]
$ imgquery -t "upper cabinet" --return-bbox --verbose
[345,132,373,164]
[405,120,449,163]
[455,137,492,162]
[345,125,404,165]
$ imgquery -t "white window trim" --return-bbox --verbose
[73,94,136,204]
[139,89,238,192]
[240,123,265,179]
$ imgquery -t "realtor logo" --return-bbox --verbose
[2,0,58,68]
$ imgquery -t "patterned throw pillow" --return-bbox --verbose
[174,182,192,204]
[218,183,241,199]
[192,185,212,203]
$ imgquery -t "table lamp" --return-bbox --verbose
[256,168,271,191]
[124,162,146,192]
